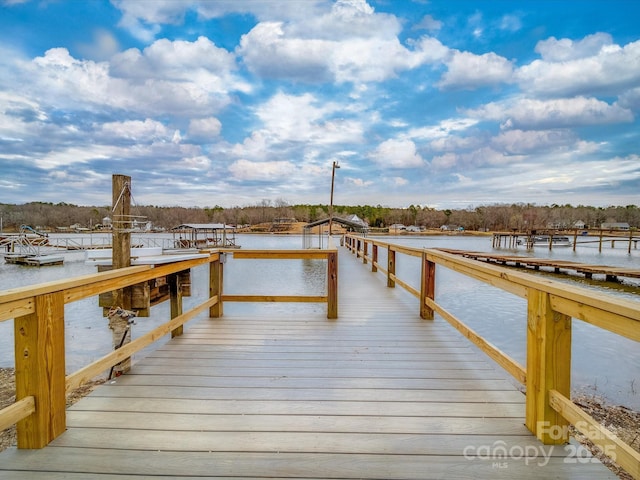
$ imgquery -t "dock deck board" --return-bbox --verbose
[0,248,616,479]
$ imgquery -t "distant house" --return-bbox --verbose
[440,224,459,231]
[389,224,406,231]
[601,222,630,230]
[573,220,586,229]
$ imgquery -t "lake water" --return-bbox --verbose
[1,233,638,410]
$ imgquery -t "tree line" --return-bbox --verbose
[0,201,638,232]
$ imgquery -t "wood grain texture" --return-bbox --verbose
[0,248,615,479]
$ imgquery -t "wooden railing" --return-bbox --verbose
[0,247,337,449]
[345,234,640,479]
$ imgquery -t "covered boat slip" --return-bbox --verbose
[0,249,617,478]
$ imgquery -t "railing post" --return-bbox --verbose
[327,250,338,319]
[363,241,368,265]
[372,244,378,272]
[209,253,223,318]
[387,246,395,287]
[169,272,183,337]
[526,289,572,444]
[14,292,66,448]
[420,251,435,320]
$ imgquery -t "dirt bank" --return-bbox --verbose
[0,368,104,452]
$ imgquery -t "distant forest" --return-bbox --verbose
[0,201,638,232]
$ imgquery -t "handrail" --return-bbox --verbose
[345,234,640,478]
[0,247,337,449]
[216,248,338,318]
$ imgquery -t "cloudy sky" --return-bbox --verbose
[1,0,639,209]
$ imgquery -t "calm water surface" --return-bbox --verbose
[1,233,638,410]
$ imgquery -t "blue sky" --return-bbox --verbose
[1,0,639,209]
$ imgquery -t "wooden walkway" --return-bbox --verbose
[441,248,640,283]
[0,249,615,479]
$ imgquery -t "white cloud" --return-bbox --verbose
[439,50,514,89]
[111,36,237,81]
[18,37,247,118]
[346,177,374,187]
[77,28,120,61]
[490,129,578,154]
[113,0,326,31]
[238,92,364,148]
[237,1,448,84]
[228,159,296,181]
[619,87,640,110]
[499,14,522,32]
[369,138,424,168]
[188,117,222,142]
[408,118,479,141]
[181,155,212,170]
[414,15,442,32]
[518,37,640,96]
[99,119,174,143]
[466,97,633,129]
[535,32,613,61]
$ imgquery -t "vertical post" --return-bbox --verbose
[363,241,368,265]
[629,229,633,254]
[372,244,378,272]
[169,272,183,337]
[112,174,132,310]
[327,250,338,319]
[420,251,435,320]
[14,292,66,448]
[328,161,339,236]
[525,289,572,444]
[210,253,224,318]
[599,229,603,253]
[110,174,133,373]
[387,246,395,288]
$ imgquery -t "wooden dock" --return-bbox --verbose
[0,249,615,479]
[440,248,640,283]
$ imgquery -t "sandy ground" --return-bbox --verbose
[0,367,637,477]
[0,368,104,452]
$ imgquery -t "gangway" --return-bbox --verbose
[0,225,63,266]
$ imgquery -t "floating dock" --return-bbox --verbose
[439,248,640,283]
[3,253,64,266]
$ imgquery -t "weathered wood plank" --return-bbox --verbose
[85,385,525,403]
[126,365,506,380]
[69,396,525,417]
[109,374,517,391]
[50,429,572,456]
[0,448,615,479]
[67,411,528,435]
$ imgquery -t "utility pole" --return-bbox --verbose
[328,161,340,236]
